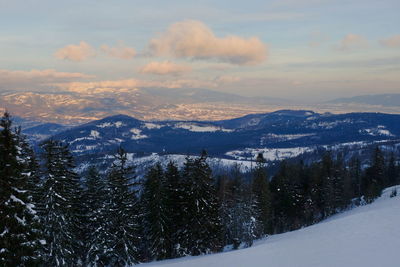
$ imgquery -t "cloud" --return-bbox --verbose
[148,20,267,65]
[380,35,400,48]
[54,41,96,62]
[214,75,241,84]
[100,42,136,59]
[0,69,93,91]
[336,34,368,51]
[139,61,191,75]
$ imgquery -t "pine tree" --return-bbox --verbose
[251,153,271,236]
[142,163,171,260]
[164,161,183,258]
[177,151,222,256]
[363,147,385,202]
[224,164,257,248]
[386,152,398,187]
[0,113,42,266]
[39,139,84,266]
[82,166,108,266]
[100,147,140,266]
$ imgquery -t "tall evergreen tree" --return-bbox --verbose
[386,152,398,187]
[251,153,271,236]
[177,151,222,256]
[223,164,257,248]
[363,147,385,202]
[100,147,140,266]
[82,166,108,266]
[0,113,42,266]
[39,139,84,266]
[142,163,171,260]
[164,161,183,258]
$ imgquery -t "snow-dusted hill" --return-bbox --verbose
[142,186,400,267]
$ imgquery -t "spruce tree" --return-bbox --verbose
[82,166,108,266]
[0,113,42,266]
[100,147,140,266]
[142,163,171,260]
[39,139,84,266]
[164,161,183,258]
[363,147,385,202]
[251,153,271,236]
[386,153,398,187]
[225,165,257,248]
[177,151,222,256]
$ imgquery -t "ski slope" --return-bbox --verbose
[142,186,400,267]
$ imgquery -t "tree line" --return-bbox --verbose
[1,112,399,266]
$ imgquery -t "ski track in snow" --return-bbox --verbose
[141,186,400,267]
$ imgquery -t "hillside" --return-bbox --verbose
[143,186,400,267]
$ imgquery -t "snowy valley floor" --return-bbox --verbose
[142,186,400,267]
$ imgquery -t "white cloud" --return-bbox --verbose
[0,69,93,91]
[336,34,368,51]
[148,20,268,65]
[54,41,96,62]
[139,61,191,75]
[380,35,400,48]
[100,42,136,59]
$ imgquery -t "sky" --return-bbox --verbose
[0,0,399,101]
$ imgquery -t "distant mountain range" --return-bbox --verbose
[19,110,400,175]
[0,87,289,124]
[3,90,400,125]
[328,94,400,107]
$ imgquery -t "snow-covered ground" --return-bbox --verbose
[141,186,400,267]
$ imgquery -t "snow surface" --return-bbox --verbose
[226,147,314,161]
[173,123,233,133]
[130,128,148,140]
[360,125,395,137]
[143,122,164,130]
[96,121,125,128]
[141,186,400,267]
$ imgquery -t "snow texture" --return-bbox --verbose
[173,123,233,132]
[141,186,400,267]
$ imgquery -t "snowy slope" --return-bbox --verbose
[142,186,400,267]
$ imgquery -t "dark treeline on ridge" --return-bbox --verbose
[1,112,399,266]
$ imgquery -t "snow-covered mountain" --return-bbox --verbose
[22,110,400,173]
[0,88,288,124]
[142,186,400,267]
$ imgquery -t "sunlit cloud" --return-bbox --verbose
[380,35,400,48]
[139,61,191,75]
[100,42,136,59]
[336,34,368,51]
[54,41,96,62]
[148,20,268,65]
[0,69,93,91]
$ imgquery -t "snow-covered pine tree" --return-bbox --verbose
[0,112,42,265]
[81,166,108,266]
[251,153,271,236]
[101,147,140,266]
[39,139,85,266]
[178,151,223,256]
[363,147,385,203]
[142,163,172,261]
[164,161,183,258]
[386,152,398,187]
[225,164,257,248]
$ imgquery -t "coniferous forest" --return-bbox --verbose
[1,112,399,266]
